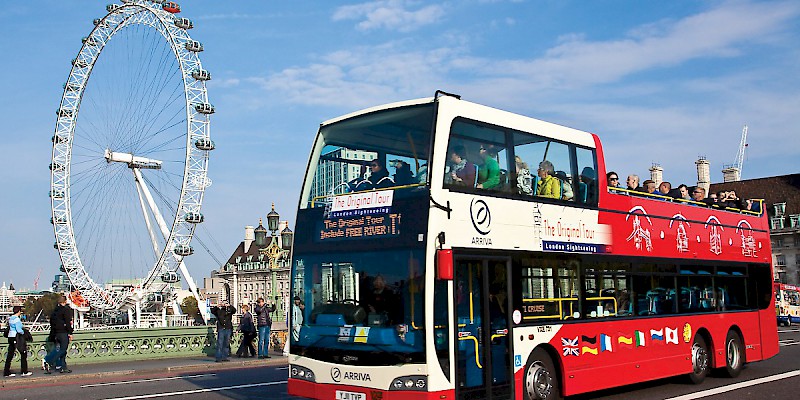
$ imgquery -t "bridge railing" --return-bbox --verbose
[1,326,288,366]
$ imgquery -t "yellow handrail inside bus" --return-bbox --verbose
[606,187,764,216]
[458,335,482,369]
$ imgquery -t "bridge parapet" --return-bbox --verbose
[1,326,287,366]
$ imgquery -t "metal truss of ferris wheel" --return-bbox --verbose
[50,1,214,312]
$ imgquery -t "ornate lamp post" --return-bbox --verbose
[281,226,293,250]
[267,203,280,236]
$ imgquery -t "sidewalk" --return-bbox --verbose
[0,353,288,388]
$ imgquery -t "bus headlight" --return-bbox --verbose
[289,364,316,382]
[389,375,426,391]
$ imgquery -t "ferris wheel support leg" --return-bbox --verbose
[178,260,210,323]
[133,168,210,324]
[133,173,162,259]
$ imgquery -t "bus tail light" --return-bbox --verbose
[437,249,453,280]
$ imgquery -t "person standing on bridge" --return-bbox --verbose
[4,306,32,377]
[43,296,73,374]
[211,300,236,362]
[254,297,275,359]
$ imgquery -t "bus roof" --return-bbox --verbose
[320,97,435,126]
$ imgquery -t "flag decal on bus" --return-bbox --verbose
[650,329,664,341]
[635,330,646,347]
[581,346,598,355]
[600,334,613,352]
[562,337,579,356]
[665,327,679,344]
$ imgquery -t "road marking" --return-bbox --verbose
[664,370,800,400]
[275,366,289,370]
[778,328,800,333]
[81,374,216,388]
[779,341,800,346]
[100,380,287,400]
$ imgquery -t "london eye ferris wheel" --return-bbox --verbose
[49,0,214,318]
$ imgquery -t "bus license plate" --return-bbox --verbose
[335,390,366,400]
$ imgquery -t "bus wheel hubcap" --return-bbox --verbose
[526,363,551,399]
[727,339,739,368]
[692,344,708,374]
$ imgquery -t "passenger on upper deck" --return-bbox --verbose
[692,187,714,206]
[677,184,691,200]
[717,190,743,209]
[391,160,415,186]
[642,180,657,195]
[367,160,393,189]
[656,181,672,197]
[476,144,501,190]
[445,145,476,187]
[515,156,533,195]
[535,160,560,199]
[626,174,641,192]
[607,172,621,188]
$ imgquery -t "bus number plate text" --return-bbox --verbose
[336,390,366,400]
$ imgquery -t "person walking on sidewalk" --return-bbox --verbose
[211,300,236,362]
[235,304,256,358]
[4,306,32,377]
[254,297,275,359]
[44,295,73,374]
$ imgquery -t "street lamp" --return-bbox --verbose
[267,203,280,235]
[281,226,293,250]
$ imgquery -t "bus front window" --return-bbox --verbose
[291,250,425,365]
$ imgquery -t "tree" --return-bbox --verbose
[23,292,62,322]
[181,296,202,324]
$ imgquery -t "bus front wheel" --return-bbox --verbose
[721,330,744,378]
[524,349,561,400]
[688,335,710,384]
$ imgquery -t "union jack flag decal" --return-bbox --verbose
[562,336,579,356]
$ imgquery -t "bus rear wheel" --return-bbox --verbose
[721,330,744,378]
[688,335,710,384]
[524,349,561,400]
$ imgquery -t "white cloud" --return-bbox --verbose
[332,0,445,32]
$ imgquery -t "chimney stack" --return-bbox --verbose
[243,225,255,252]
[649,163,663,186]
[695,157,710,197]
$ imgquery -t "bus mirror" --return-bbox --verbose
[437,249,453,280]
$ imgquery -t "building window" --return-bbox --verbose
[771,217,785,230]
[776,238,784,248]
[776,254,786,266]
[790,214,799,228]
[774,202,786,216]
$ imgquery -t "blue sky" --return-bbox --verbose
[1,0,798,290]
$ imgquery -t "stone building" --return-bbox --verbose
[211,205,293,329]
[710,173,800,284]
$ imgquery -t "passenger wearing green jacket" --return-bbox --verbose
[477,144,501,190]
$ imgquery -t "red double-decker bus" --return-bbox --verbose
[287,93,777,400]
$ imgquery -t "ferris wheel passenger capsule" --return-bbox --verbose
[63,82,81,92]
[184,212,204,223]
[49,190,64,199]
[59,264,66,272]
[82,36,98,46]
[49,162,65,171]
[161,271,181,283]
[50,215,67,224]
[174,244,194,256]
[93,18,109,28]
[174,17,193,29]
[162,2,181,14]
[191,68,211,81]
[57,108,74,118]
[194,103,215,114]
[185,40,203,52]
[106,4,121,12]
[52,135,69,144]
[72,58,89,68]
[194,138,215,150]
[54,241,70,250]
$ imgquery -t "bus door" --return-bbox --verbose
[455,257,512,400]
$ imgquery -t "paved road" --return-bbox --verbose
[1,328,799,399]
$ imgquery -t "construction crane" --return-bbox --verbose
[722,125,748,182]
[33,268,42,291]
